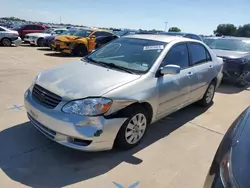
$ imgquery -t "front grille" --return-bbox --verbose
[28,113,56,139]
[32,84,62,109]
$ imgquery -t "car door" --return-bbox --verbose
[33,25,45,33]
[22,25,34,36]
[156,43,194,118]
[187,42,215,102]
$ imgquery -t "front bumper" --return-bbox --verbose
[12,37,22,46]
[23,37,37,45]
[24,89,126,151]
[52,41,71,53]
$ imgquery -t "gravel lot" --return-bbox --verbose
[0,45,249,188]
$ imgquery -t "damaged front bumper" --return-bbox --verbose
[24,89,127,151]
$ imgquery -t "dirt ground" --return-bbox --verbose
[0,45,249,188]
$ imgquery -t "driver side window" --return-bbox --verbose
[161,43,189,69]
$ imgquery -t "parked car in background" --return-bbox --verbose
[159,32,203,41]
[0,26,22,46]
[53,29,113,56]
[203,36,222,47]
[44,29,78,49]
[209,37,250,87]
[23,28,67,47]
[11,24,48,40]
[89,29,138,50]
[204,94,250,188]
[24,35,223,151]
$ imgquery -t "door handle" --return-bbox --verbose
[209,65,213,68]
[187,72,193,78]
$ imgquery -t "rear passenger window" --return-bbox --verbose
[162,44,189,69]
[23,25,34,30]
[188,43,210,66]
[34,25,44,30]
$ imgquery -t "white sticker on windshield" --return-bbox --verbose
[242,40,250,43]
[143,45,164,51]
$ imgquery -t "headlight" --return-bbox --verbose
[220,149,238,188]
[62,98,112,116]
[29,73,40,92]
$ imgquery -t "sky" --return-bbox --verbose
[1,0,250,35]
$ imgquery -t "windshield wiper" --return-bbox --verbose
[83,57,135,74]
[105,63,135,74]
[83,57,109,68]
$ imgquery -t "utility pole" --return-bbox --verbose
[60,16,62,24]
[164,21,168,32]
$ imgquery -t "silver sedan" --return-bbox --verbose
[24,34,223,151]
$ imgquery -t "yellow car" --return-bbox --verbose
[52,29,114,56]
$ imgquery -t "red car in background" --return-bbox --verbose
[11,24,49,40]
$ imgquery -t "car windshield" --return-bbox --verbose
[59,30,76,36]
[73,29,92,37]
[11,24,24,29]
[43,28,54,33]
[210,39,250,52]
[115,30,135,36]
[84,37,167,74]
[203,38,217,47]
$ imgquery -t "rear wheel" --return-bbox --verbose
[37,38,45,47]
[75,44,88,57]
[115,106,149,150]
[1,38,11,46]
[198,81,216,107]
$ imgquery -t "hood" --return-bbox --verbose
[26,33,50,37]
[36,60,141,101]
[5,29,18,34]
[212,49,249,59]
[56,35,82,42]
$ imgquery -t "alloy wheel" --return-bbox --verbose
[125,113,147,144]
[206,84,215,104]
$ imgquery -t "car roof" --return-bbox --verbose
[160,32,199,36]
[124,34,198,43]
[221,36,250,40]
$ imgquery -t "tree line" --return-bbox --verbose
[214,24,250,37]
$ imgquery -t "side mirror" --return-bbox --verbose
[160,64,181,75]
[245,72,250,83]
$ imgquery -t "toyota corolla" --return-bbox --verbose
[24,35,223,151]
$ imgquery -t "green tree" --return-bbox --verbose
[214,24,237,36]
[168,27,181,32]
[237,24,250,37]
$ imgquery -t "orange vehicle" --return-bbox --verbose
[52,28,114,56]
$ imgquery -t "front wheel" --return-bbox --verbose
[37,38,45,47]
[198,82,216,107]
[1,38,11,46]
[236,71,249,88]
[115,106,149,150]
[74,44,88,57]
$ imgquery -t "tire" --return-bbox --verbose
[75,44,88,57]
[198,81,216,107]
[37,38,45,47]
[114,106,149,150]
[1,38,11,47]
[236,71,249,88]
